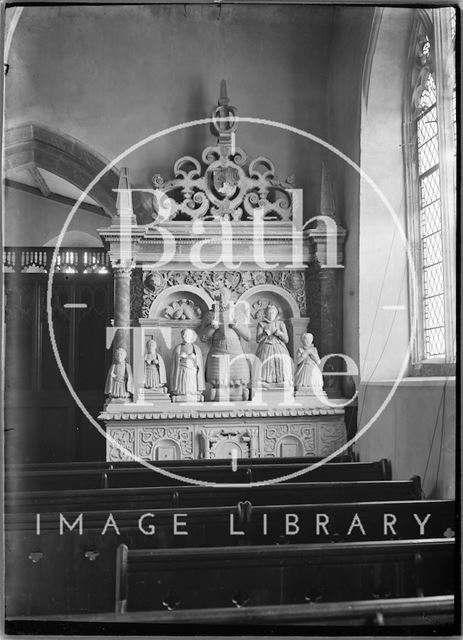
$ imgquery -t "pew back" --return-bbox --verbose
[6,477,422,513]
[8,596,455,628]
[6,499,454,617]
[5,459,391,492]
[115,539,454,612]
[5,453,353,473]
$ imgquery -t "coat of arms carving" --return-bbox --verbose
[212,166,240,197]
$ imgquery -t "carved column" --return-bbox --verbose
[112,261,134,356]
[98,168,144,404]
[319,266,342,396]
[306,163,346,398]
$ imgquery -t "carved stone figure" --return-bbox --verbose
[104,347,134,400]
[200,287,251,401]
[255,304,293,387]
[144,339,167,389]
[170,328,205,402]
[294,333,325,397]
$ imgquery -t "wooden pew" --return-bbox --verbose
[4,452,353,474]
[6,459,392,491]
[6,499,454,547]
[243,499,455,543]
[6,477,422,513]
[10,595,454,627]
[115,539,454,612]
[5,505,243,617]
[5,499,454,616]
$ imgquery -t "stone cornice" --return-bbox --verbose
[99,406,344,421]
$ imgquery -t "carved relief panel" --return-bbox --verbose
[200,426,259,460]
[263,423,317,458]
[107,425,195,461]
[142,270,306,318]
[138,426,194,461]
[107,427,136,461]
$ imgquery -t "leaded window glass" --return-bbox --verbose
[417,67,445,358]
[406,8,456,369]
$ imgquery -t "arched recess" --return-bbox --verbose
[237,284,301,320]
[4,123,119,217]
[148,285,214,319]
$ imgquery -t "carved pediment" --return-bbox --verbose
[150,80,295,224]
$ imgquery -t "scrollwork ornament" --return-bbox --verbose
[147,85,294,223]
[141,270,306,318]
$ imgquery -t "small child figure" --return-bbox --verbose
[144,339,167,389]
[104,347,134,399]
[294,333,324,394]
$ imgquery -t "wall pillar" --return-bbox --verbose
[306,163,346,397]
[319,266,343,396]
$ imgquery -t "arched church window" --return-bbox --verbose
[404,8,456,373]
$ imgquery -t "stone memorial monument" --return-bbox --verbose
[99,81,347,461]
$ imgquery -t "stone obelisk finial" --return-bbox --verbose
[115,167,137,225]
[218,79,229,106]
[320,162,337,221]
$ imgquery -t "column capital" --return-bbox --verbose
[111,258,136,275]
[305,225,347,267]
[305,161,347,267]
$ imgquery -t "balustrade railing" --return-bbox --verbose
[3,247,110,275]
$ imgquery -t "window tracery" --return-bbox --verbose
[404,8,456,370]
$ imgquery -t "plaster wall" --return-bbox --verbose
[356,9,455,500]
[357,379,455,499]
[5,186,104,246]
[6,4,335,221]
[327,7,375,377]
[359,9,412,382]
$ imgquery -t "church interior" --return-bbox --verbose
[3,3,458,633]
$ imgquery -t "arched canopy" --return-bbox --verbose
[238,284,301,318]
[148,285,214,319]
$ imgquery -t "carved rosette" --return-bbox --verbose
[142,270,306,317]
